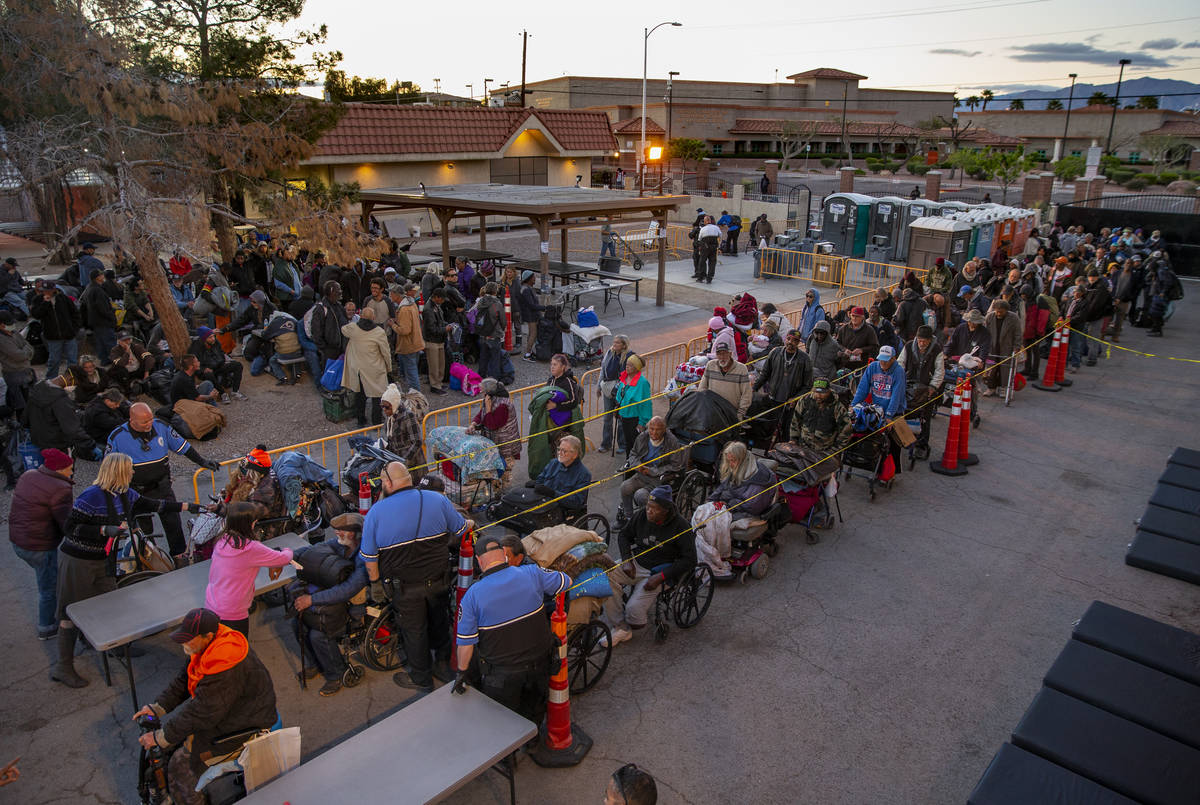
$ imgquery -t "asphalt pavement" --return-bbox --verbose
[1,266,1197,803]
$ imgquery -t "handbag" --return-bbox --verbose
[320,356,344,391]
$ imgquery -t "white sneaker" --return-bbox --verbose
[600,627,633,648]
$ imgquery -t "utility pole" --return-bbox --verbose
[482,78,493,106]
[433,78,441,95]
[520,30,528,107]
[1106,59,1131,154]
[666,71,679,143]
[1058,72,1077,162]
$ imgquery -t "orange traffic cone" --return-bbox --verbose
[1033,328,1061,392]
[958,377,979,466]
[930,381,967,476]
[452,529,475,672]
[1054,323,1073,387]
[529,593,592,767]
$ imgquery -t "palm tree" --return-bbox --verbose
[1008,99,1025,110]
[965,95,981,111]
[1136,95,1159,109]
[1046,98,1064,111]
[980,89,994,110]
[1087,91,1113,107]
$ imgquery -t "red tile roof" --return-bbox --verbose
[1140,119,1200,137]
[612,117,665,134]
[729,118,920,136]
[311,105,616,159]
[787,68,868,81]
[927,126,1025,146]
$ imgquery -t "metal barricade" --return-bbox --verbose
[580,340,688,419]
[758,248,846,288]
[420,381,542,443]
[192,424,382,503]
[841,259,928,292]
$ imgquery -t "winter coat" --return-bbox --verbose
[519,285,545,324]
[189,337,230,374]
[474,294,506,341]
[24,380,96,454]
[952,268,981,292]
[66,364,109,407]
[391,297,425,354]
[984,311,1021,360]
[473,395,521,467]
[79,281,117,329]
[1023,299,1052,340]
[81,396,130,444]
[792,396,853,453]
[893,290,927,342]
[805,326,840,381]
[8,465,74,552]
[614,371,652,426]
[340,319,392,398]
[532,457,592,512]
[797,289,826,340]
[696,359,752,418]
[851,360,908,417]
[0,328,34,372]
[261,313,301,357]
[835,321,880,368]
[309,299,347,361]
[898,338,944,391]
[627,429,686,479]
[153,626,277,757]
[753,346,813,403]
[422,300,447,344]
[946,322,992,362]
[1082,280,1113,322]
[709,462,776,518]
[617,507,697,585]
[31,292,81,341]
[527,385,584,479]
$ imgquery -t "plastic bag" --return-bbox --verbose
[577,306,599,328]
[691,502,732,577]
[320,356,344,391]
[238,727,301,793]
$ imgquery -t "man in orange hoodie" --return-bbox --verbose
[132,608,277,805]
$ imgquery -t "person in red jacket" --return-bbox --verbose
[8,449,74,639]
[1020,284,1051,379]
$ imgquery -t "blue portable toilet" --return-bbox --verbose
[821,193,874,258]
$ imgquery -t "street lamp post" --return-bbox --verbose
[666,70,680,143]
[1058,72,1077,162]
[482,78,493,106]
[1106,59,1131,155]
[641,21,681,188]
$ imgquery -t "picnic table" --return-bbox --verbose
[431,248,513,264]
[239,684,536,805]
[406,254,440,268]
[512,259,595,289]
[550,277,638,317]
[66,533,309,709]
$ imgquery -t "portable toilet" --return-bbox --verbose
[939,200,971,216]
[866,196,906,264]
[897,199,933,261]
[971,210,999,263]
[906,217,973,271]
[820,193,873,258]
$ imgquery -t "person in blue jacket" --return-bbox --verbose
[527,434,591,515]
[852,345,907,419]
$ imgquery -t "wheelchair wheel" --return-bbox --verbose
[116,570,163,589]
[342,664,365,688]
[749,553,770,580]
[676,470,708,517]
[673,565,714,628]
[573,513,610,544]
[362,607,405,671]
[566,621,612,694]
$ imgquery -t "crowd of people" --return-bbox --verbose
[1,215,1184,804]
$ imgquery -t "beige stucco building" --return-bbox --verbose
[959,108,1200,163]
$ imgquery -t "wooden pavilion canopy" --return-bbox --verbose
[358,183,689,306]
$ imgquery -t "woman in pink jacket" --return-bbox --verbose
[204,502,294,635]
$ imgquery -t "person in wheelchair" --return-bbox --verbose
[291,513,369,697]
[606,486,697,646]
[525,434,591,520]
[896,326,944,460]
[708,441,777,525]
[790,377,853,527]
[131,607,277,805]
[617,416,685,528]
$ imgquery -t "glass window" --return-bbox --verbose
[1128,152,1141,163]
[1069,150,1082,157]
[489,157,548,185]
[711,143,722,154]
[1035,149,1046,159]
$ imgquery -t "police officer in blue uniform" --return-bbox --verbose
[107,402,219,559]
[453,534,569,726]
[361,461,471,693]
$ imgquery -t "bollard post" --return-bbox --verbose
[452,529,475,672]
[958,376,979,466]
[1055,323,1074,387]
[930,381,967,476]
[1033,328,1062,392]
[529,592,592,767]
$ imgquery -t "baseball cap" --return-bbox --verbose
[170,608,220,643]
[477,534,505,553]
[649,485,674,505]
[958,284,973,297]
[877,345,896,362]
[3,257,18,266]
[714,341,731,353]
[851,306,866,316]
[196,326,214,340]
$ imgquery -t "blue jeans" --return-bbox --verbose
[304,348,323,386]
[1067,330,1084,368]
[3,290,28,316]
[91,326,117,359]
[293,617,346,681]
[600,240,616,258]
[44,338,78,380]
[12,544,58,631]
[397,351,421,392]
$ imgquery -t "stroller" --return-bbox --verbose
[841,404,893,501]
[568,317,611,367]
[425,425,506,509]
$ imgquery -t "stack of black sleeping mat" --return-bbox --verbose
[968,601,1200,804]
[1126,447,1200,586]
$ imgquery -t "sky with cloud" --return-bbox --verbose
[295,0,1200,97]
